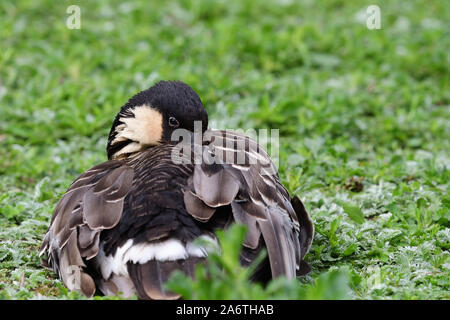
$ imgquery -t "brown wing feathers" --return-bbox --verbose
[40,163,134,297]
[183,130,312,279]
[192,164,240,207]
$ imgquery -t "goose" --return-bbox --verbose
[40,80,314,299]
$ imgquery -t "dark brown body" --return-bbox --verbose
[40,130,314,299]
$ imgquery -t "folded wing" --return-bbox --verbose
[40,161,134,297]
[183,130,313,278]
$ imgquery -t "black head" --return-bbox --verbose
[107,81,208,160]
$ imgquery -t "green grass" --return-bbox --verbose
[0,0,449,299]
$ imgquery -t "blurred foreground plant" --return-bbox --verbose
[166,224,350,299]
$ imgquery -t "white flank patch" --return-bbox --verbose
[96,236,219,280]
[124,238,189,264]
[96,241,134,279]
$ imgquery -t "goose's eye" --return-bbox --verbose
[168,116,179,128]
